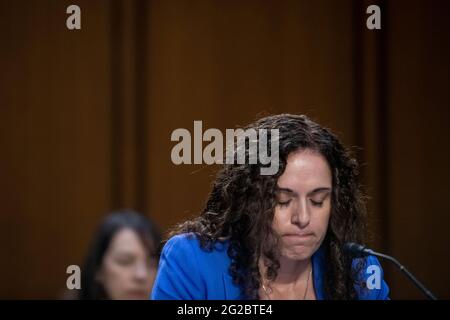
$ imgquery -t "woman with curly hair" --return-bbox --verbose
[151,114,389,300]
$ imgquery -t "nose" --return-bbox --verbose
[291,198,310,228]
[133,263,149,282]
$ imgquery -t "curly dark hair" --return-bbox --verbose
[167,114,368,299]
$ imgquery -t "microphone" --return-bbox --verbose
[343,242,437,300]
[343,242,375,257]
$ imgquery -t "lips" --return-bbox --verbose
[126,289,148,299]
[283,232,313,238]
[282,233,314,242]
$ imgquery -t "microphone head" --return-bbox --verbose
[343,242,369,257]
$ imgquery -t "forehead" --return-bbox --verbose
[277,149,332,191]
[108,228,146,254]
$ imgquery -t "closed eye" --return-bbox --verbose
[310,199,324,207]
[116,258,134,266]
[278,199,292,207]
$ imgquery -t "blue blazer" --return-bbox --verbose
[151,233,390,300]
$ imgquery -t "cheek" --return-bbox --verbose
[101,261,131,297]
[311,206,331,236]
[271,207,287,233]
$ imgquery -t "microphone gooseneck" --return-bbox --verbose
[343,242,437,300]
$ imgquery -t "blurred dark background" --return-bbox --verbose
[0,0,449,299]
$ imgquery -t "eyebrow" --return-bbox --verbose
[276,187,331,197]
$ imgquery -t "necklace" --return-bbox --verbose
[261,267,312,300]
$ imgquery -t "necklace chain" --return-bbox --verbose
[261,267,312,300]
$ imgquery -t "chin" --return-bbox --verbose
[282,247,314,261]
[123,294,147,300]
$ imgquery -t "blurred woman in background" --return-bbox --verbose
[79,210,161,299]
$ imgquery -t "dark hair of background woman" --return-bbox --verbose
[79,210,161,299]
[168,114,368,299]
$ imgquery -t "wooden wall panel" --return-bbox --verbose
[386,0,450,299]
[0,0,113,298]
[144,0,357,232]
[0,0,448,299]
